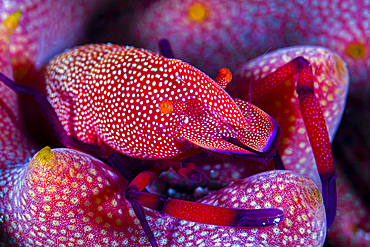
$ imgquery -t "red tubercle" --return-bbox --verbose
[215,67,233,89]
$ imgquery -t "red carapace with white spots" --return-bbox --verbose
[43,44,280,161]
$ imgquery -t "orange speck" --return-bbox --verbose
[282,138,289,145]
[284,79,292,87]
[160,100,174,114]
[95,216,103,224]
[346,42,366,60]
[288,116,295,122]
[188,3,208,21]
[274,101,282,107]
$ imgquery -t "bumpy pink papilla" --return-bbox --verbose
[1,147,326,246]
[0,147,153,246]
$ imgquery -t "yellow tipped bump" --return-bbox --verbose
[188,3,208,22]
[32,146,55,170]
[346,42,366,60]
[2,10,22,34]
